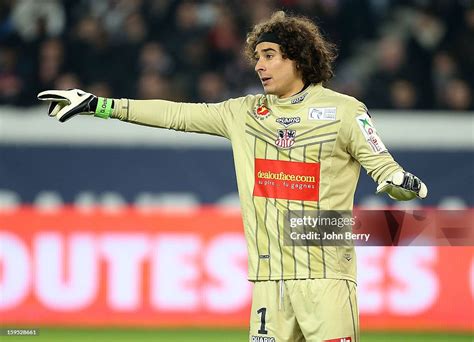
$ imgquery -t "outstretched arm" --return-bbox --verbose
[37,88,243,139]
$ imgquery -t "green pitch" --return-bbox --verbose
[13,328,473,341]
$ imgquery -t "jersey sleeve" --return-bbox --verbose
[345,102,403,183]
[111,97,248,140]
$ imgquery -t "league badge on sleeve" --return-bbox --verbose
[253,98,272,120]
[356,113,387,153]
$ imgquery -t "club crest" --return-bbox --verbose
[275,129,296,149]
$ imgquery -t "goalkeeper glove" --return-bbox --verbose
[37,89,113,122]
[376,171,428,201]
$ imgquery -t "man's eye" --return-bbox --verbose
[266,54,273,59]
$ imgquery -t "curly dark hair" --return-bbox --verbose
[245,11,337,85]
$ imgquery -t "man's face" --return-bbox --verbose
[254,42,304,98]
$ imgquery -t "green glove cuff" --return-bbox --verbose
[95,97,113,119]
[385,186,417,201]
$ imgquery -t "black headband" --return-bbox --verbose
[256,31,281,46]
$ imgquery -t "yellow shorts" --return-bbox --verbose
[249,279,359,342]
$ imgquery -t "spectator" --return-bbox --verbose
[138,41,174,76]
[0,0,471,109]
[37,38,65,93]
[136,72,171,100]
[207,9,241,68]
[11,0,65,41]
[54,72,81,91]
[365,35,413,108]
[68,16,112,85]
[86,81,113,99]
[442,79,472,111]
[432,51,459,107]
[0,46,23,104]
[450,7,474,87]
[196,71,229,103]
[389,79,419,110]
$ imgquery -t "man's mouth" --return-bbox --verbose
[261,77,271,85]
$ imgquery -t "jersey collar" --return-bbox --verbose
[273,83,323,106]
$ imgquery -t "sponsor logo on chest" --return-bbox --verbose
[308,107,337,121]
[253,159,320,201]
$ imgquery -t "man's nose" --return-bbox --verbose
[255,58,265,72]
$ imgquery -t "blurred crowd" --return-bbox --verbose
[0,0,472,110]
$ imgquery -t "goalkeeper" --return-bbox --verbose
[38,11,427,342]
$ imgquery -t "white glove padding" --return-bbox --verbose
[376,171,428,201]
[37,89,96,122]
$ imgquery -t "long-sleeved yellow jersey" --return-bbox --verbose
[112,83,402,283]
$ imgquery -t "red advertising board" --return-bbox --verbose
[0,207,472,331]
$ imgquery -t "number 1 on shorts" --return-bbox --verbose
[257,307,268,334]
